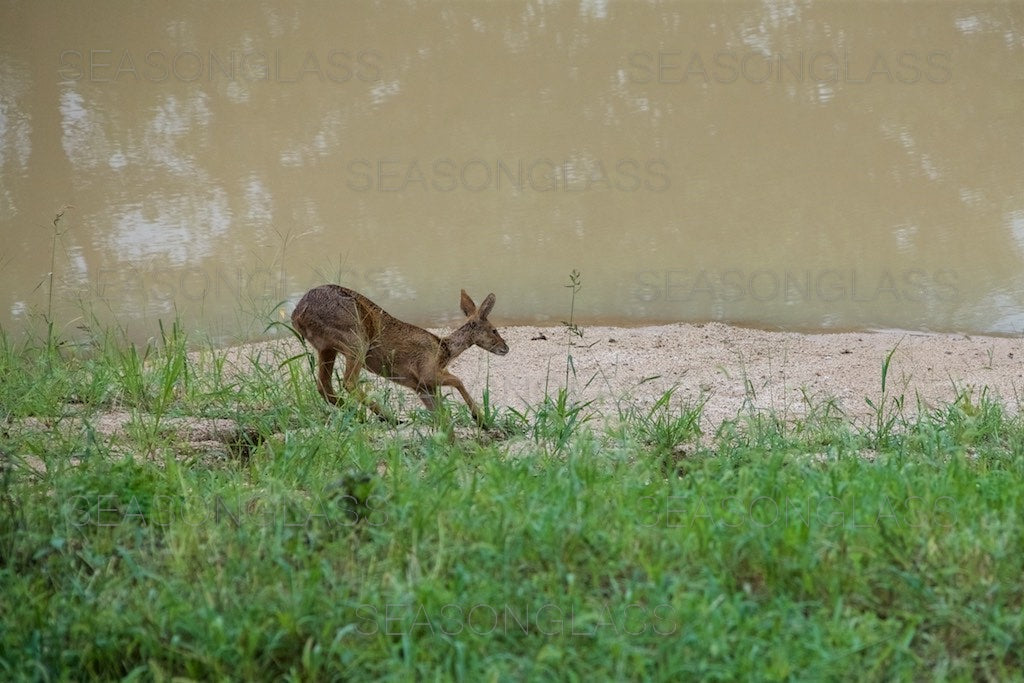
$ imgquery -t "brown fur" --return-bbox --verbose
[291,284,509,424]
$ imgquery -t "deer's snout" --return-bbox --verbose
[486,335,509,356]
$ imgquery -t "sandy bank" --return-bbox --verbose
[231,322,1024,430]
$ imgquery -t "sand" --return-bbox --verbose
[236,322,1024,431]
[12,323,1024,467]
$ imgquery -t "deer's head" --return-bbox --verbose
[460,290,509,356]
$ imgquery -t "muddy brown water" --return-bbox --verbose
[2,1,1023,343]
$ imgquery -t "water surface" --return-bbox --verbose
[1,1,1022,341]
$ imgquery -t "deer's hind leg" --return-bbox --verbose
[341,351,394,423]
[315,348,340,405]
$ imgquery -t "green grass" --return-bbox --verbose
[1,323,1023,681]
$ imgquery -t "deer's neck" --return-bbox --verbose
[438,325,475,368]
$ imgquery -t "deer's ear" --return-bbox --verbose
[478,293,496,319]
[460,289,476,317]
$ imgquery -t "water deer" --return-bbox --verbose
[291,285,509,425]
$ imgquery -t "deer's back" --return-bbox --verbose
[292,284,379,333]
[292,285,438,358]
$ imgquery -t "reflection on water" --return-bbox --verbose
[1,1,1023,342]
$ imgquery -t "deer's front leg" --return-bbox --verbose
[441,373,484,425]
[417,390,438,412]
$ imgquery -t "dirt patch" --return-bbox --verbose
[9,412,256,470]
